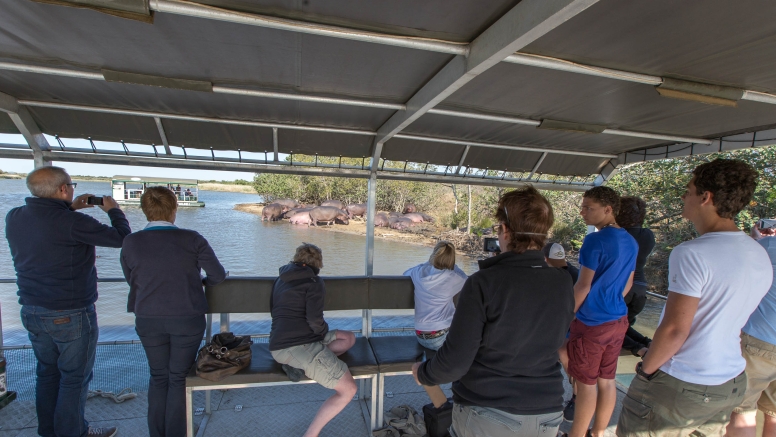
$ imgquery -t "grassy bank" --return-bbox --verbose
[199,183,256,193]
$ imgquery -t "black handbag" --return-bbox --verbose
[195,332,253,381]
[422,400,453,437]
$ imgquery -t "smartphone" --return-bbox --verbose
[86,196,104,206]
[758,219,776,230]
[483,237,500,252]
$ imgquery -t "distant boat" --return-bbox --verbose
[111,176,205,207]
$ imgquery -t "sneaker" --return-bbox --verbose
[87,426,118,437]
[563,395,576,421]
[281,364,305,382]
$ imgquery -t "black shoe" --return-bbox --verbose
[563,395,576,421]
[281,364,305,382]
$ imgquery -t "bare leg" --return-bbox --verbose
[423,385,448,408]
[727,411,757,437]
[569,381,597,437]
[304,371,357,437]
[327,330,355,356]
[590,378,617,437]
[764,412,776,437]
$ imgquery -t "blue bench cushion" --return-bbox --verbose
[187,337,378,388]
[368,336,425,373]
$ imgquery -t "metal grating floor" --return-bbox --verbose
[0,375,627,437]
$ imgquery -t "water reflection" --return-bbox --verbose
[0,179,479,344]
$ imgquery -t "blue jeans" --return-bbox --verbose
[136,315,205,437]
[417,331,448,351]
[21,304,98,437]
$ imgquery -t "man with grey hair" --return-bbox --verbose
[6,166,130,437]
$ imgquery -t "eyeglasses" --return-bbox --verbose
[66,183,77,189]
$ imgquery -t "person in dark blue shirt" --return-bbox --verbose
[616,196,656,357]
[120,186,225,437]
[6,166,130,437]
[566,186,637,437]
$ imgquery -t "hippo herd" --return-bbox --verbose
[260,199,433,229]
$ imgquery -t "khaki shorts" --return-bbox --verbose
[270,330,347,389]
[733,332,776,417]
[616,369,746,437]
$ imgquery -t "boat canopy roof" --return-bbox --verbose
[1,0,776,190]
[112,175,198,185]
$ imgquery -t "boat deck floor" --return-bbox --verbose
[0,374,630,437]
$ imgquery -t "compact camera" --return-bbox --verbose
[483,237,500,253]
[758,219,776,230]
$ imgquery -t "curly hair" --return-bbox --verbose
[692,158,758,219]
[616,196,647,228]
[140,186,178,221]
[494,186,554,253]
[583,186,620,216]
[293,243,323,270]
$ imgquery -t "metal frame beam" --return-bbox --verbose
[14,99,621,161]
[372,0,601,146]
[0,91,51,168]
[0,145,591,192]
[143,0,776,107]
[154,117,172,155]
[0,62,711,145]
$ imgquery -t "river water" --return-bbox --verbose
[0,179,479,345]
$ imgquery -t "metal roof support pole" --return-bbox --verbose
[272,128,279,162]
[154,117,172,155]
[0,92,51,167]
[455,145,470,175]
[363,140,383,339]
[528,152,548,180]
[373,0,601,146]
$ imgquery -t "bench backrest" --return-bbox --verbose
[204,276,406,314]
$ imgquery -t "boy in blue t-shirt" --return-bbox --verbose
[566,186,637,437]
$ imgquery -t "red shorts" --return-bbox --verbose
[567,316,628,385]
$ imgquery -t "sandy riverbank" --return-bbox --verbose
[234,203,486,257]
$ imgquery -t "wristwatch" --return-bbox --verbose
[636,362,657,380]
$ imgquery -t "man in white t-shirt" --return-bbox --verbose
[616,158,773,437]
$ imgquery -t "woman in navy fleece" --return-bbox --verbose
[121,187,226,437]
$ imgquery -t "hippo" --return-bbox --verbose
[388,211,402,217]
[402,213,426,223]
[375,212,390,227]
[262,203,289,221]
[288,211,313,225]
[321,200,346,210]
[283,207,313,219]
[272,198,300,209]
[309,206,350,226]
[389,216,414,230]
[419,213,434,223]
[402,203,417,214]
[346,203,367,218]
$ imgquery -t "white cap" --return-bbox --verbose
[542,242,565,260]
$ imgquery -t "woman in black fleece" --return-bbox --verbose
[413,186,575,437]
[121,187,226,437]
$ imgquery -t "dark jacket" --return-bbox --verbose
[269,262,328,351]
[6,197,131,310]
[624,227,656,286]
[417,250,575,415]
[121,226,226,317]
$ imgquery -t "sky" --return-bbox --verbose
[0,134,256,181]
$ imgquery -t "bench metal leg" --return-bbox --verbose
[186,387,194,437]
[377,373,385,428]
[205,391,211,414]
[371,376,378,431]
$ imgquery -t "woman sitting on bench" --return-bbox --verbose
[404,241,467,408]
[412,186,575,437]
[269,243,357,437]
